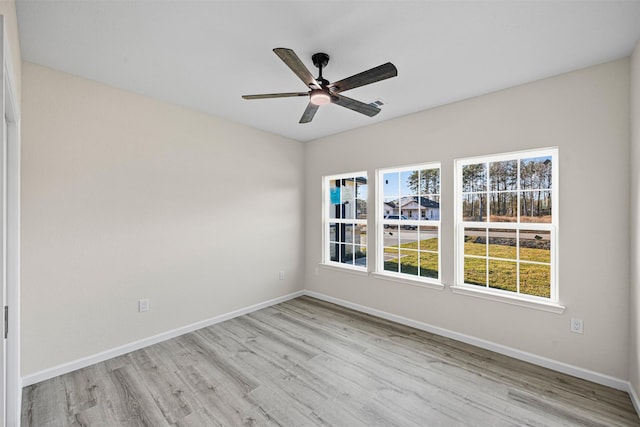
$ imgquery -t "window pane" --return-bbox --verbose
[412,205,422,221]
[462,163,487,192]
[341,244,354,265]
[520,190,552,223]
[354,224,367,246]
[419,226,438,251]
[464,257,486,286]
[462,193,487,221]
[402,199,420,220]
[489,160,517,191]
[399,197,421,220]
[400,227,419,248]
[384,247,400,272]
[488,228,517,260]
[520,230,551,263]
[330,242,338,262]
[383,197,398,217]
[520,156,552,190]
[520,263,551,298]
[419,252,438,279]
[329,223,339,243]
[420,196,440,220]
[342,224,354,243]
[488,260,517,292]
[401,170,418,196]
[489,192,517,222]
[354,245,367,267]
[356,200,367,219]
[383,224,399,248]
[464,228,486,256]
[341,179,356,220]
[331,204,344,220]
[356,176,367,219]
[420,169,440,195]
[329,180,340,219]
[383,172,399,197]
[399,249,419,276]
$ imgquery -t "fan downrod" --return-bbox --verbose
[312,52,330,85]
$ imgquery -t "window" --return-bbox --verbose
[323,172,368,269]
[378,164,441,282]
[455,149,557,301]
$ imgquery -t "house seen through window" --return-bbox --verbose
[379,163,441,282]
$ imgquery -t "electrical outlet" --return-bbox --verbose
[279,271,285,280]
[138,298,149,313]
[570,318,583,334]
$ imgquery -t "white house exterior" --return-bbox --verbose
[384,196,440,220]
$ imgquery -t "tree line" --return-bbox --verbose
[462,157,552,221]
[407,169,440,195]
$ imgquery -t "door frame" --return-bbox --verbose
[0,15,21,427]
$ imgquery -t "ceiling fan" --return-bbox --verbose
[242,48,398,124]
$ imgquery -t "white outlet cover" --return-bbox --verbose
[570,318,583,334]
[139,299,149,312]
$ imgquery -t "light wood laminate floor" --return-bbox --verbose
[22,296,639,426]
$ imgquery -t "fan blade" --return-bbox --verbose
[242,92,308,100]
[329,62,397,93]
[273,48,321,89]
[299,102,319,124]
[331,94,381,117]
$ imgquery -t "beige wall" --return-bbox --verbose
[630,41,640,398]
[21,62,305,375]
[0,1,22,101]
[305,59,630,379]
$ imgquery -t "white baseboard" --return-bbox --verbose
[22,290,305,387]
[629,381,640,416]
[21,288,634,399]
[303,290,630,392]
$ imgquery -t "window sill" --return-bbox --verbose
[450,285,565,314]
[372,272,445,291]
[318,263,369,276]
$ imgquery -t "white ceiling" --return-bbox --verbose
[16,1,640,142]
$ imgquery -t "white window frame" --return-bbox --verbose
[322,171,368,272]
[375,162,442,288]
[453,148,560,308]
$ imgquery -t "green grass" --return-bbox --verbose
[488,260,518,293]
[384,239,438,278]
[463,241,550,298]
[464,241,486,256]
[336,234,548,295]
[464,257,486,285]
[384,238,550,297]
[464,237,549,263]
[520,263,551,297]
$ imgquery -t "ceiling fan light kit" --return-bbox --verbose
[309,89,331,105]
[242,48,397,124]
